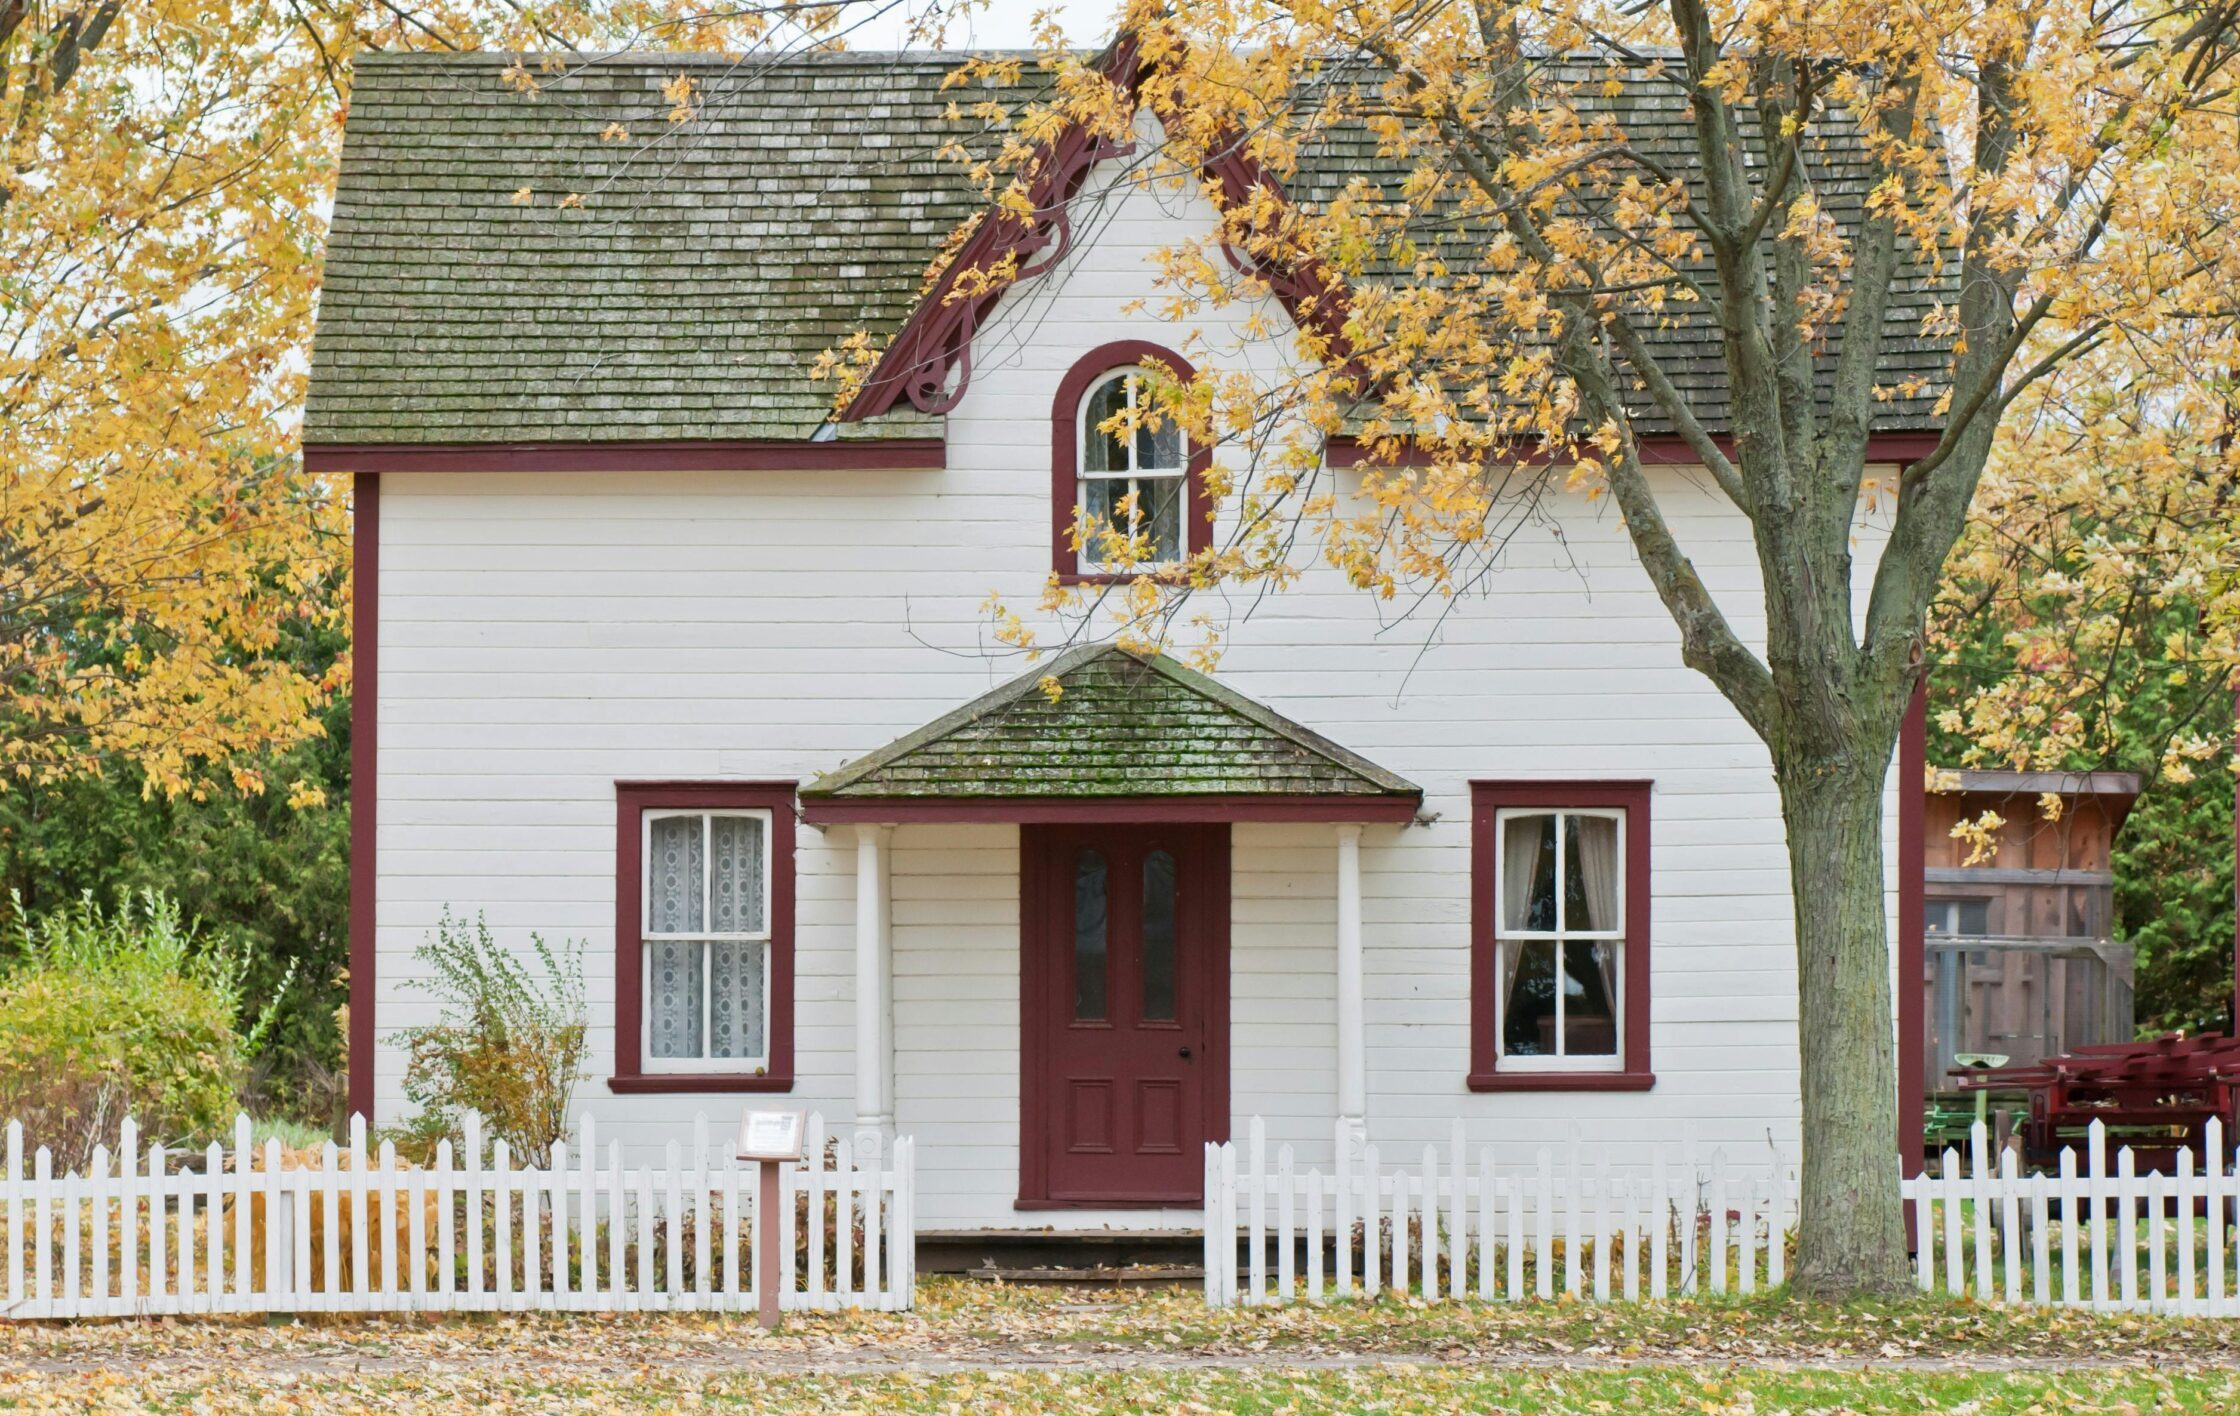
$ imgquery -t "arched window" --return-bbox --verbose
[1051,342,1211,581]
[1076,368,1186,570]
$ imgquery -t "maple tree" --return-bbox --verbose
[2,1,932,801]
[930,0,2240,1295]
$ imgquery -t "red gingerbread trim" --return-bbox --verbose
[839,35,1354,422]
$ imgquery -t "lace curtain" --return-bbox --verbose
[646,813,768,1063]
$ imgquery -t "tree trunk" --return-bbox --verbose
[1776,746,1913,1298]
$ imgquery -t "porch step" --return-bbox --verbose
[967,1263,1204,1288]
[915,1227,1204,1276]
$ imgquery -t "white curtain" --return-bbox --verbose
[709,940,767,1061]
[648,939,704,1058]
[650,815,704,934]
[1574,815,1622,1017]
[1499,816,1550,1021]
[709,814,765,934]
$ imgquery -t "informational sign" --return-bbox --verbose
[735,1107,806,1162]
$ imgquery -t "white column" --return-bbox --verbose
[1335,823,1367,1158]
[853,823,895,1159]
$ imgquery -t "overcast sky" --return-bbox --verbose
[849,0,1125,50]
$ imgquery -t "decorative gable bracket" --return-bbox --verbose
[837,34,1353,424]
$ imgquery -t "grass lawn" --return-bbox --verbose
[5,1278,2237,1411]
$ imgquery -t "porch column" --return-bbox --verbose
[1335,823,1368,1158]
[854,823,894,1159]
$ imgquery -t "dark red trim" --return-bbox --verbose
[1469,1071,1656,1092]
[1018,823,1230,1206]
[801,793,1420,826]
[347,473,379,1125]
[609,781,798,1094]
[1899,683,1927,1184]
[1328,432,1943,471]
[301,439,946,475]
[1467,780,1654,1091]
[1051,342,1214,583]
[839,34,1353,424]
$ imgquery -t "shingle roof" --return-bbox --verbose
[800,643,1421,800]
[307,49,1953,447]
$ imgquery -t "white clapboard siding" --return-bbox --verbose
[366,138,1906,1227]
[1206,1117,1791,1307]
[0,1113,913,1321]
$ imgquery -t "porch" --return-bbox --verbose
[797,644,1421,1226]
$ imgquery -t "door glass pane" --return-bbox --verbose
[1073,849,1108,1021]
[1500,814,1557,932]
[708,939,766,1061]
[649,815,705,933]
[1501,940,1557,1056]
[648,939,705,1059]
[1562,940,1619,1055]
[1142,849,1178,1021]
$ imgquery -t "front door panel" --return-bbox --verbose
[1023,823,1227,1204]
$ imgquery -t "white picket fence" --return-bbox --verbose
[1204,1117,1793,1307]
[2,1112,914,1320]
[1906,1118,2240,1314]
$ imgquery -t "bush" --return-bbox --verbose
[0,890,285,1168]
[395,911,588,1170]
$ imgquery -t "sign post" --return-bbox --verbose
[735,1108,806,1329]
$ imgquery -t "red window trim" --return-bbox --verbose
[1051,341,1214,586]
[610,781,797,1094]
[1468,779,1655,1092]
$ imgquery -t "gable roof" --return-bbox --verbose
[307,51,1030,446]
[798,642,1421,808]
[307,48,1954,451]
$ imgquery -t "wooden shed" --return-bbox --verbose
[1920,769,2141,1097]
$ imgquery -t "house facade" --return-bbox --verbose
[308,49,1937,1234]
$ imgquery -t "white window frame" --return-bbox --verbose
[1076,367,1188,573]
[640,807,775,1074]
[1492,806,1627,1074]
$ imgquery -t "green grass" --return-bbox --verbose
[4,1364,2236,1413]
[6,1276,2237,1412]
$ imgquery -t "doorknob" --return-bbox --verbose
[1178,1045,1193,1059]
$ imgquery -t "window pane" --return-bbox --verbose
[710,814,766,934]
[1956,899,1990,936]
[1501,940,1558,1056]
[1073,849,1108,1021]
[1080,475,1132,564]
[1563,940,1620,1055]
[1569,813,1621,932]
[708,938,767,1061]
[1500,814,1557,932]
[648,938,705,1059]
[1139,474,1183,563]
[1135,408,1183,470]
[649,815,705,933]
[1142,849,1177,1021]
[1083,376,1129,473]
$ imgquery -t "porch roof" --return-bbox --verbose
[798,643,1421,823]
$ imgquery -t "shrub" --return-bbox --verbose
[0,890,285,1168]
[395,910,588,1170]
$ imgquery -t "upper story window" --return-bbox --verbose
[1050,341,1211,583]
[611,782,796,1094]
[1077,369,1187,571]
[1470,781,1654,1091]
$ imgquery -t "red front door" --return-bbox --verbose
[1021,823,1229,1206]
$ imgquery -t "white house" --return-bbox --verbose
[305,45,1940,1236]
